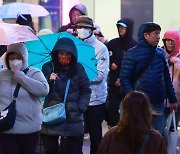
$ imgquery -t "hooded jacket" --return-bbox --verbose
[58,4,87,32]
[41,38,91,136]
[84,34,109,106]
[120,23,177,104]
[163,30,180,106]
[163,29,180,57]
[107,18,137,85]
[0,43,49,134]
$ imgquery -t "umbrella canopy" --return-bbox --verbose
[25,32,98,81]
[0,2,49,18]
[0,23,38,45]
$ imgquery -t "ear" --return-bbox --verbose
[144,33,149,39]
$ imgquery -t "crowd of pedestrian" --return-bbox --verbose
[0,2,179,154]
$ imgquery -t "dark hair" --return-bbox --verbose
[117,91,152,151]
[143,22,161,34]
[16,14,36,33]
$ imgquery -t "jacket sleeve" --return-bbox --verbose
[120,49,136,95]
[13,68,49,97]
[107,40,122,67]
[78,64,91,113]
[91,46,109,84]
[163,56,177,103]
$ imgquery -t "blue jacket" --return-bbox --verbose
[120,23,177,104]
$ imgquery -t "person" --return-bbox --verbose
[93,24,108,45]
[16,14,36,34]
[162,29,180,129]
[74,15,109,154]
[106,18,137,128]
[58,4,87,36]
[38,28,53,36]
[40,37,91,154]
[97,91,167,154]
[0,43,49,154]
[120,22,177,135]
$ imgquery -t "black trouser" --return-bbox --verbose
[0,131,39,154]
[107,85,121,127]
[41,134,83,154]
[85,103,105,154]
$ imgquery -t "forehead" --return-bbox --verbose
[165,38,174,41]
[71,9,82,16]
[118,26,126,30]
[148,30,160,35]
[9,52,21,58]
[58,50,71,54]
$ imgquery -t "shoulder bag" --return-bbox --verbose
[134,50,156,82]
[0,68,29,132]
[138,130,151,154]
[42,79,70,125]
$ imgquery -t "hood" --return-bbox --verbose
[162,29,180,57]
[51,37,77,63]
[138,23,147,43]
[5,43,28,70]
[116,18,134,40]
[69,4,87,24]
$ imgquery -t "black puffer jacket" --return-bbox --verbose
[41,38,91,136]
[107,18,137,85]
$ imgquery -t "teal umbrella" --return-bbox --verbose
[25,32,98,81]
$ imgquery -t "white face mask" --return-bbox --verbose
[9,59,23,71]
[77,28,91,39]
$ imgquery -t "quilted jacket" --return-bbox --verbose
[120,23,177,104]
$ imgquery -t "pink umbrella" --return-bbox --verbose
[0,23,38,45]
[0,2,49,18]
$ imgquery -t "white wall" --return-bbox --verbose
[154,0,180,46]
[80,0,120,41]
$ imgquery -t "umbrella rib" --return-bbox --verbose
[38,37,51,53]
[29,54,50,66]
[28,51,50,56]
[78,61,98,75]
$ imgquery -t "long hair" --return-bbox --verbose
[117,91,152,151]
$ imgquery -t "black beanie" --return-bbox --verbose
[16,14,33,26]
